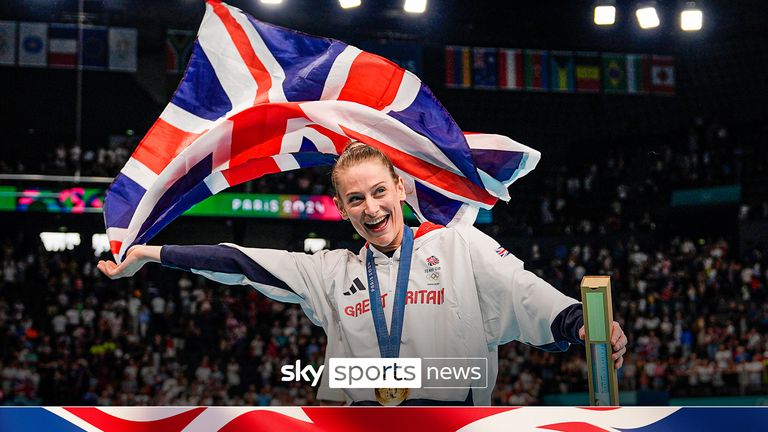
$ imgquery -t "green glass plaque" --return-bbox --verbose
[581,276,620,406]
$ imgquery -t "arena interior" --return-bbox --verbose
[0,0,767,406]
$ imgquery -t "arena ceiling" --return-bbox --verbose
[2,0,766,51]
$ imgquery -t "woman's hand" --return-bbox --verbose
[97,245,161,279]
[578,321,628,369]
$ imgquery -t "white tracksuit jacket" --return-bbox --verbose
[160,222,584,405]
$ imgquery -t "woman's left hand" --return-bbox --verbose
[578,321,627,369]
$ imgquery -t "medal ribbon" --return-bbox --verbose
[365,226,413,358]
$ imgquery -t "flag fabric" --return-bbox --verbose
[444,45,471,88]
[626,54,650,94]
[497,48,522,90]
[471,47,498,89]
[523,49,549,91]
[574,51,600,93]
[108,27,138,72]
[0,21,16,65]
[166,29,196,73]
[2,406,767,432]
[104,1,540,262]
[651,55,675,95]
[18,22,47,67]
[602,53,626,93]
[48,23,78,68]
[80,25,108,70]
[549,51,575,92]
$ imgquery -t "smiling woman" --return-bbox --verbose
[331,142,407,253]
[97,141,628,406]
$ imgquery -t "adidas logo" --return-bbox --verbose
[343,278,367,296]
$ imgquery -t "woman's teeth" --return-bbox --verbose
[365,215,388,230]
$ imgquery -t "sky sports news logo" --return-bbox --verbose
[281,358,488,389]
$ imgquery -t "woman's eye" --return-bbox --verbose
[376,187,386,194]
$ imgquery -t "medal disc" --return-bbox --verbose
[374,387,409,406]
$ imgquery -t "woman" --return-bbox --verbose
[98,143,627,405]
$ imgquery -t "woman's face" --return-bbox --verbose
[333,159,406,253]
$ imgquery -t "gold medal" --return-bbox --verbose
[374,387,410,406]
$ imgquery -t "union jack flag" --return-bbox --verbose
[426,256,440,266]
[0,406,762,431]
[103,0,541,262]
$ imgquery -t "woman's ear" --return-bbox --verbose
[396,177,407,201]
[333,196,348,220]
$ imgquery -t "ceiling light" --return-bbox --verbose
[681,2,703,31]
[404,0,426,14]
[594,1,616,26]
[636,2,660,29]
[339,0,361,8]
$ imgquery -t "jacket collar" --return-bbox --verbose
[357,221,445,264]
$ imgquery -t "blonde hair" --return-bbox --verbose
[331,141,398,198]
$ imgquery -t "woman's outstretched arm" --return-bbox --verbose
[99,243,339,328]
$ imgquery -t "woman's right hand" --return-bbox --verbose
[97,245,161,279]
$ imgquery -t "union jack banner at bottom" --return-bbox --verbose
[0,406,766,431]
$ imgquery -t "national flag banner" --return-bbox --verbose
[497,48,523,90]
[549,50,575,92]
[80,25,108,70]
[1,406,767,431]
[471,47,498,89]
[166,29,196,73]
[104,1,540,262]
[626,54,651,94]
[108,27,138,72]
[17,22,47,67]
[602,52,627,93]
[574,51,600,93]
[0,21,17,65]
[523,49,549,91]
[48,23,78,68]
[444,45,471,88]
[651,54,675,95]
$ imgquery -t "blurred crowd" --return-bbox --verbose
[0,236,327,406]
[2,116,766,226]
[0,228,766,406]
[496,116,768,240]
[0,135,134,178]
[492,235,768,404]
[1,115,767,406]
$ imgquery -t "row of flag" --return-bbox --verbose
[0,21,137,71]
[445,46,676,95]
[0,21,197,74]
